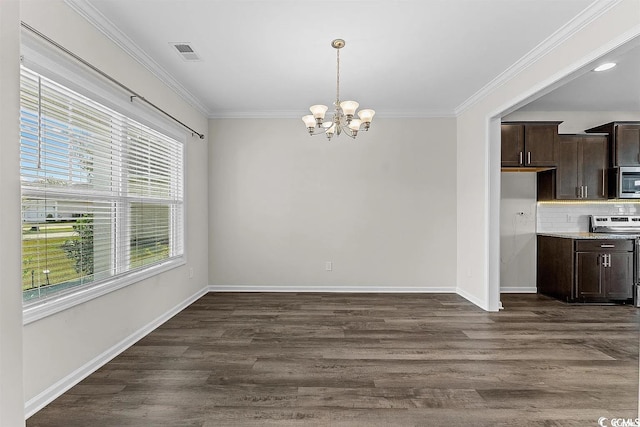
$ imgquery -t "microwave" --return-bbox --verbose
[610,167,640,198]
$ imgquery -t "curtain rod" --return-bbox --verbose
[20,21,205,140]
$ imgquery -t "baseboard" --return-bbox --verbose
[208,285,458,293]
[500,287,537,293]
[24,286,209,419]
[456,287,489,310]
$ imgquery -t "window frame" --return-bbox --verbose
[21,34,187,325]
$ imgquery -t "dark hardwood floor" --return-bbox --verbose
[27,293,639,426]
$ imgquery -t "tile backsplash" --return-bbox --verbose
[537,202,640,232]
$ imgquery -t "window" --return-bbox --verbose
[20,66,184,306]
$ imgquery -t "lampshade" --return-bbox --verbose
[310,104,328,119]
[358,109,375,123]
[348,119,362,131]
[340,101,359,116]
[302,115,316,128]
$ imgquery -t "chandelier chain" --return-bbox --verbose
[336,48,340,105]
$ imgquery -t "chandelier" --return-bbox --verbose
[302,39,375,140]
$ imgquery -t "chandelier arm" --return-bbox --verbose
[308,127,331,136]
[339,124,357,139]
[306,122,360,138]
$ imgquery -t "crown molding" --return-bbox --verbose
[454,0,624,116]
[377,110,457,119]
[64,0,210,117]
[208,109,457,119]
[209,110,310,119]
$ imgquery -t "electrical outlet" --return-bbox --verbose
[189,268,194,279]
[325,261,332,271]
[566,214,572,222]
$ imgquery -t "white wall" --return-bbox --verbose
[209,118,457,291]
[457,0,640,310]
[504,111,640,133]
[500,172,537,292]
[19,0,209,415]
[0,1,25,425]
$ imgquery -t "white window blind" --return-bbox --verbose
[20,66,184,304]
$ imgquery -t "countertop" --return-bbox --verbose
[538,232,639,240]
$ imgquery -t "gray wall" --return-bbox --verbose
[0,1,25,425]
[500,172,537,292]
[19,0,210,414]
[208,118,458,291]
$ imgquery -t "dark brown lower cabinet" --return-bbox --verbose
[537,235,634,303]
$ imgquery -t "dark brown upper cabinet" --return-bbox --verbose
[585,122,640,167]
[501,121,561,167]
[555,134,608,200]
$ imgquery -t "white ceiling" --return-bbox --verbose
[517,39,640,112]
[65,0,636,118]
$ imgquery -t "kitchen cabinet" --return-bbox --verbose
[585,122,640,166]
[501,121,561,167]
[555,134,608,199]
[537,235,634,303]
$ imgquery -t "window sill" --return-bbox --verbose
[23,257,185,325]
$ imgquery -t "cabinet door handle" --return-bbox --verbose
[600,244,615,248]
[607,253,611,267]
[527,151,531,165]
[584,185,588,198]
[602,169,605,197]
[519,151,523,165]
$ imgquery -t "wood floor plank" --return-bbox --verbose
[26,293,639,426]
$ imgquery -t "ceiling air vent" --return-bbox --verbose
[171,43,200,61]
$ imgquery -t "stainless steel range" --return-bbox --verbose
[590,215,640,306]
[590,215,640,234]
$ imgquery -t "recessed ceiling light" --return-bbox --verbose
[593,62,616,72]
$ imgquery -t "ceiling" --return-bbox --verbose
[65,0,636,118]
[517,38,640,112]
